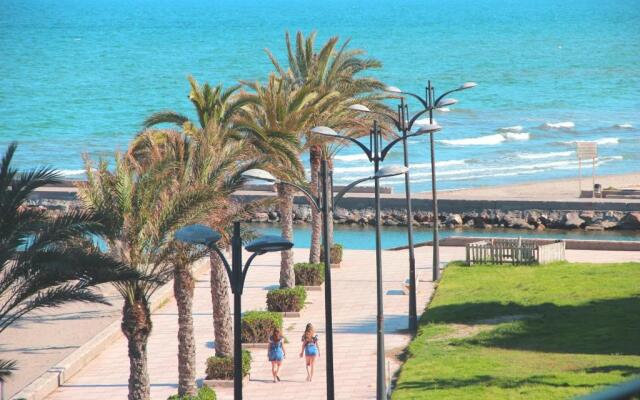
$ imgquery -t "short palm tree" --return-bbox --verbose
[0,142,137,382]
[266,31,386,262]
[77,143,219,400]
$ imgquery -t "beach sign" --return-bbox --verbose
[576,142,598,197]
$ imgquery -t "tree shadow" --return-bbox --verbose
[424,297,640,356]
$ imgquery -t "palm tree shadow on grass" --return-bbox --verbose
[423,297,640,356]
[396,374,600,392]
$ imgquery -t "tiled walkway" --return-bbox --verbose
[45,248,436,400]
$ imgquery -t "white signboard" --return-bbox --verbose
[576,142,597,160]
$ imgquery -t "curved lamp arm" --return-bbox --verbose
[241,251,261,289]
[210,245,233,284]
[407,109,430,131]
[333,176,376,208]
[380,130,437,161]
[311,126,373,161]
[350,105,402,131]
[335,135,373,161]
[278,181,321,211]
[387,88,429,109]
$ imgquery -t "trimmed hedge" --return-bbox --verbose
[294,263,325,286]
[167,386,217,400]
[241,311,282,343]
[205,350,252,380]
[266,286,307,312]
[320,243,343,264]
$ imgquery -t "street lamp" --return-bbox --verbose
[311,123,439,400]
[385,81,477,282]
[243,163,407,400]
[174,222,293,400]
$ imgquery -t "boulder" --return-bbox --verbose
[562,212,585,229]
[579,211,596,223]
[251,212,269,222]
[445,213,463,226]
[618,212,640,230]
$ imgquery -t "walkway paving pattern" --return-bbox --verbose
[45,248,437,400]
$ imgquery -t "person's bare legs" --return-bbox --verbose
[275,361,281,381]
[305,356,312,381]
[309,357,315,382]
[271,361,277,382]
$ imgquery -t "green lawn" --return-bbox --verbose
[392,261,640,400]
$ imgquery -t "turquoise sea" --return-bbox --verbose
[1,0,639,192]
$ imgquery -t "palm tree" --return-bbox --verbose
[127,127,258,395]
[77,143,219,400]
[266,31,386,262]
[238,74,318,288]
[0,142,138,382]
[144,77,274,361]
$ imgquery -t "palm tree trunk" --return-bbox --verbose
[210,251,233,357]
[308,145,322,264]
[174,262,196,396]
[277,183,295,288]
[122,297,152,400]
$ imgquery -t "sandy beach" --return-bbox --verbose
[422,172,640,201]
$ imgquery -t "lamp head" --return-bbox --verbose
[460,82,477,90]
[348,104,371,112]
[384,85,403,94]
[311,126,340,138]
[375,165,409,178]
[245,235,294,254]
[175,224,221,247]
[414,124,442,135]
[435,98,458,108]
[242,169,278,183]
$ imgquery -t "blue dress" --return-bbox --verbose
[303,335,319,356]
[268,338,284,362]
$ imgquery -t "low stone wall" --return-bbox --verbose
[27,197,640,232]
[246,204,640,232]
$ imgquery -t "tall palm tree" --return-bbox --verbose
[143,77,282,360]
[238,74,319,288]
[266,31,386,262]
[0,142,138,382]
[127,128,258,395]
[77,144,219,400]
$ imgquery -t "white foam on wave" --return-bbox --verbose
[497,125,523,132]
[334,153,369,162]
[59,169,85,177]
[334,159,465,174]
[614,123,633,129]
[435,107,451,112]
[504,132,530,141]
[560,137,619,146]
[517,151,574,160]
[542,121,575,129]
[439,134,505,146]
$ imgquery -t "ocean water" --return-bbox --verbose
[1,0,639,192]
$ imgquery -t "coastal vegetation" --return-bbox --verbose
[392,261,640,399]
[0,143,139,382]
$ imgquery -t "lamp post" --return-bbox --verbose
[174,222,293,400]
[243,163,407,400]
[311,123,439,400]
[385,81,477,282]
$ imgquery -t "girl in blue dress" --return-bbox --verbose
[268,328,285,382]
[299,323,320,382]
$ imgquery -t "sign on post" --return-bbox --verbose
[576,142,598,197]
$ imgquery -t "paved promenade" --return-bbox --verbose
[43,248,436,400]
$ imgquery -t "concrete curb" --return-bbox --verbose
[11,258,210,400]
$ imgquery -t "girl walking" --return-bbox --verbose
[299,323,320,382]
[268,327,286,382]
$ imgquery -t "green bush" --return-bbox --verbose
[294,262,325,286]
[204,350,251,380]
[320,243,343,264]
[167,386,217,400]
[266,286,307,312]
[241,311,282,343]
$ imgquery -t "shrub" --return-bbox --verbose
[320,243,343,264]
[241,311,282,343]
[294,262,325,286]
[167,386,217,400]
[204,350,251,380]
[266,286,307,312]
